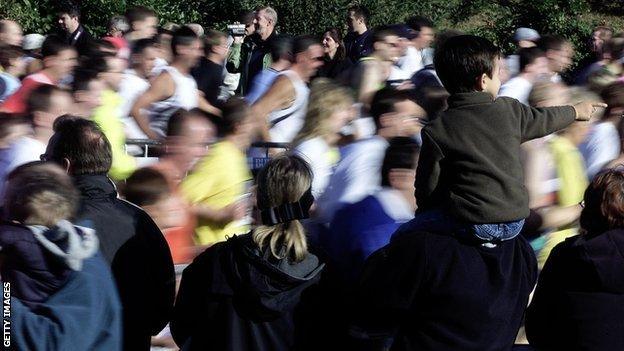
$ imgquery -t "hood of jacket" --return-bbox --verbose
[27,219,99,271]
[209,233,324,320]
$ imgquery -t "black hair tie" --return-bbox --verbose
[259,187,314,225]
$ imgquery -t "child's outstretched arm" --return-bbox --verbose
[415,130,445,211]
[516,98,606,142]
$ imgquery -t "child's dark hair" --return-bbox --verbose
[434,35,501,94]
[123,168,171,207]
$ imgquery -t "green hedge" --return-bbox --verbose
[2,0,624,64]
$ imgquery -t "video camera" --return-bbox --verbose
[227,23,246,37]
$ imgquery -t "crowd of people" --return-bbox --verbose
[1,1,624,350]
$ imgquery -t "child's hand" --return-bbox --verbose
[573,101,608,121]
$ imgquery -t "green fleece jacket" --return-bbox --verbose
[416,92,576,223]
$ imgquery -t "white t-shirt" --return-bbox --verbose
[498,76,533,105]
[580,122,621,179]
[295,137,338,198]
[267,70,309,143]
[388,47,424,81]
[118,69,151,140]
[0,136,46,201]
[316,135,389,224]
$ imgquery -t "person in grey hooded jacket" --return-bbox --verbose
[1,161,122,350]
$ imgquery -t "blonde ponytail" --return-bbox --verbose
[253,154,313,262]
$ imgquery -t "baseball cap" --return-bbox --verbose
[514,28,540,43]
[22,34,46,51]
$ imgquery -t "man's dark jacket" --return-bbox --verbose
[74,174,175,351]
[526,229,624,350]
[350,221,538,350]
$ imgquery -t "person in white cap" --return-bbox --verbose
[22,33,46,76]
[506,27,541,78]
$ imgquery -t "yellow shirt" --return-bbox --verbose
[180,141,252,245]
[538,135,588,268]
[92,90,136,180]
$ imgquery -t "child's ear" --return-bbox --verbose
[476,73,488,91]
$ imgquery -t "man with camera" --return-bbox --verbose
[227,7,277,95]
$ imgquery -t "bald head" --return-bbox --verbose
[0,20,23,46]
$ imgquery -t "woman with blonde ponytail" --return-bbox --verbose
[172,153,324,351]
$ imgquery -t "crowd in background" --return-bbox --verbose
[1,1,624,350]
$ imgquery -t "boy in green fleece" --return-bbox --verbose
[408,35,605,244]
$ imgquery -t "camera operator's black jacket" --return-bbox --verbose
[227,33,274,95]
[74,174,175,351]
[171,233,324,351]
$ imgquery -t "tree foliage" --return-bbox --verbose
[2,0,624,63]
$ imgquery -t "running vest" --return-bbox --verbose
[148,66,199,137]
[267,70,309,143]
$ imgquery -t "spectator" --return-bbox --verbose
[526,168,624,350]
[252,35,324,143]
[227,6,277,94]
[316,88,421,224]
[349,27,400,107]
[586,36,624,92]
[180,98,253,246]
[538,34,574,83]
[412,35,598,245]
[317,27,352,80]
[574,26,614,85]
[171,153,324,350]
[0,45,25,102]
[325,137,419,283]
[124,6,158,44]
[1,36,77,114]
[344,5,373,63]
[57,1,93,55]
[506,27,541,77]
[2,162,98,308]
[4,162,122,351]
[0,85,72,199]
[131,26,218,139]
[498,47,549,104]
[245,34,293,104]
[293,79,354,197]
[0,19,23,46]
[118,38,158,141]
[192,30,228,108]
[222,10,256,97]
[44,116,175,351]
[580,82,624,179]
[349,186,538,350]
[91,54,137,181]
